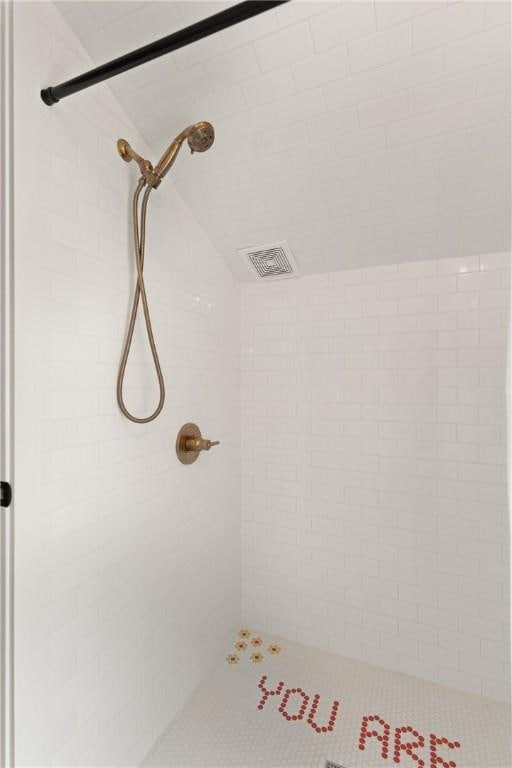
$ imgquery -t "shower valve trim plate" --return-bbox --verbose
[176,423,220,464]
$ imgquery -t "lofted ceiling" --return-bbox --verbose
[56,0,511,280]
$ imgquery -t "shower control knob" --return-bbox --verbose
[176,423,220,464]
[184,436,219,452]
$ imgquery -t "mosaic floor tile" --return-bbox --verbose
[141,632,510,768]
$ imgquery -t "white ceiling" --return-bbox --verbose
[57,1,511,280]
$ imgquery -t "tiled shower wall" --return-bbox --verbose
[14,4,239,767]
[10,6,511,768]
[241,254,510,702]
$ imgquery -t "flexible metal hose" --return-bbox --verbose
[116,178,165,423]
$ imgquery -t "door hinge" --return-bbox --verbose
[0,481,12,508]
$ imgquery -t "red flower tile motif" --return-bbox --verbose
[238,628,251,639]
[226,654,239,665]
[268,643,281,655]
[251,652,264,663]
[251,636,263,647]
[234,641,247,651]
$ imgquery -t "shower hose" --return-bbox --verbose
[116,178,165,423]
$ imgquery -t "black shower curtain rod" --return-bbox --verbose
[41,0,290,106]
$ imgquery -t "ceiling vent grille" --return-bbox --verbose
[238,241,300,281]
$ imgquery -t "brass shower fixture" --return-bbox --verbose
[117,121,215,189]
[116,121,215,424]
[176,423,220,464]
[117,138,160,187]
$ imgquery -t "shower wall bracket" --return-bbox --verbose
[41,0,290,106]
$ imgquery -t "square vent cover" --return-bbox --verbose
[238,241,300,281]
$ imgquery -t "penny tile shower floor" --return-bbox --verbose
[141,630,510,768]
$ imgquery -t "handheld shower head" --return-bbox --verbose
[116,121,215,189]
[115,120,216,422]
[153,121,215,185]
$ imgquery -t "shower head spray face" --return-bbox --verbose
[187,121,215,153]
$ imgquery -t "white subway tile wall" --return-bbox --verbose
[14,4,239,767]
[60,1,512,280]
[240,254,510,702]
[11,3,512,766]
